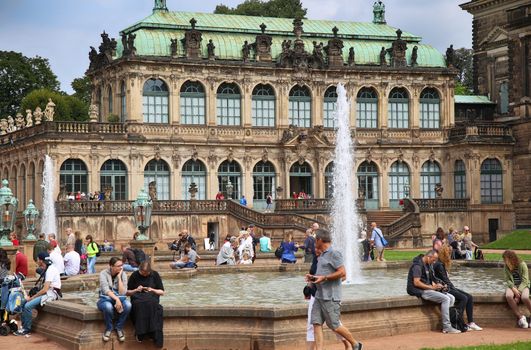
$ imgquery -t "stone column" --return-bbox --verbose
[170,80,180,125]
[22,239,37,274]
[209,165,219,199]
[410,87,420,129]
[127,75,143,123]
[242,84,252,128]
[379,85,388,129]
[410,162,421,199]
[468,156,481,205]
[243,169,253,207]
[313,85,323,127]
[277,84,289,129]
[380,166,389,209]
[207,82,217,126]
[4,246,18,274]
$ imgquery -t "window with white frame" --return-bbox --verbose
[252,84,275,127]
[180,81,206,125]
[143,79,169,123]
[217,83,241,126]
[289,86,311,127]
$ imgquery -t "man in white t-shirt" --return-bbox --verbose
[48,245,65,275]
[15,252,61,335]
[64,244,80,276]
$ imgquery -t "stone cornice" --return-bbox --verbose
[460,0,522,13]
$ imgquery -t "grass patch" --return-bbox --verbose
[482,230,531,250]
[421,341,531,350]
[383,250,531,262]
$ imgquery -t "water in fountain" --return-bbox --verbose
[331,83,362,283]
[41,155,57,239]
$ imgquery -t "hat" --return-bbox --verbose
[463,226,470,231]
[248,224,255,228]
[37,252,49,261]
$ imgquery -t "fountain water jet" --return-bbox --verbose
[331,83,362,283]
[41,155,57,239]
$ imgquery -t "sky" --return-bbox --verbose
[0,0,472,94]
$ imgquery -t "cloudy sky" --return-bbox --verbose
[0,0,472,93]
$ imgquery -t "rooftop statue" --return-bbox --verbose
[34,107,42,125]
[388,29,407,67]
[446,44,455,67]
[411,45,418,67]
[25,110,33,128]
[348,47,355,66]
[207,39,216,60]
[89,104,99,122]
[170,38,178,57]
[242,41,251,62]
[44,98,56,121]
[380,47,387,66]
[7,116,15,133]
[373,1,386,24]
[0,119,7,135]
[15,113,24,130]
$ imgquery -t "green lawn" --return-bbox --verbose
[482,230,531,250]
[383,250,531,263]
[421,341,531,350]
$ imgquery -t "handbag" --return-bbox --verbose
[376,230,389,247]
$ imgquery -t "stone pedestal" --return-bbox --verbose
[22,239,37,274]
[129,239,156,263]
[2,245,18,273]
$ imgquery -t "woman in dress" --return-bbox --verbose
[127,260,165,347]
[280,233,299,264]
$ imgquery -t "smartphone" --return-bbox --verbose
[310,276,318,282]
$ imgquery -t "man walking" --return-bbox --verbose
[370,222,385,262]
[307,229,362,350]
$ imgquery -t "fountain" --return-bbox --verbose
[330,83,362,283]
[41,154,57,239]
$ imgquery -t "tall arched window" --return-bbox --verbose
[182,159,206,200]
[420,88,440,129]
[388,161,410,208]
[357,161,379,209]
[120,81,127,122]
[218,160,242,199]
[356,87,378,128]
[107,86,113,115]
[252,84,275,127]
[481,158,503,204]
[60,159,88,195]
[289,85,311,127]
[420,161,441,199]
[180,81,206,125]
[289,162,312,196]
[388,87,409,128]
[324,162,334,199]
[143,78,169,123]
[253,161,276,208]
[100,160,128,200]
[144,160,170,200]
[323,86,337,128]
[454,160,466,199]
[217,83,241,126]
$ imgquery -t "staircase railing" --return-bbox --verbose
[384,198,421,242]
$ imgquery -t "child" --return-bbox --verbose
[240,252,252,265]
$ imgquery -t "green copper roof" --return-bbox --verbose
[116,11,445,67]
[455,95,496,104]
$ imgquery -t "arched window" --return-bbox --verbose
[289,162,312,196]
[144,159,170,200]
[218,160,242,199]
[100,160,127,200]
[252,84,275,127]
[217,83,241,126]
[454,160,466,199]
[107,86,113,115]
[60,159,88,195]
[357,161,379,209]
[323,86,337,129]
[143,78,169,123]
[120,81,127,122]
[388,161,410,208]
[420,161,441,199]
[182,159,206,200]
[324,162,334,199]
[481,158,503,204]
[253,161,276,208]
[420,88,440,129]
[388,88,409,128]
[180,81,205,125]
[289,86,312,128]
[356,87,378,128]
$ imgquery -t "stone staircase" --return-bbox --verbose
[366,210,404,227]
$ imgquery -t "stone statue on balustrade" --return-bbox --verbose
[89,104,99,122]
[34,107,43,125]
[411,45,418,67]
[15,113,24,130]
[0,119,7,135]
[348,47,355,66]
[380,47,387,66]
[435,183,443,198]
[57,183,68,201]
[44,98,56,121]
[242,41,251,62]
[25,110,33,127]
[207,39,216,60]
[188,182,198,200]
[7,116,15,132]
[149,181,158,201]
[104,186,113,201]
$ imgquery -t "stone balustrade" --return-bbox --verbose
[414,198,469,211]
[449,123,514,142]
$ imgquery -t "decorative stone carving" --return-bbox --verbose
[89,104,99,122]
[57,183,68,201]
[34,106,42,125]
[324,26,344,67]
[7,116,15,132]
[171,153,181,169]
[25,110,33,127]
[188,182,198,200]
[396,148,404,163]
[227,147,234,163]
[261,148,269,163]
[44,98,55,121]
[254,23,272,62]
[379,47,387,66]
[170,38,179,58]
[148,181,157,201]
[388,29,407,68]
[412,152,420,168]
[365,148,373,163]
[411,45,418,67]
[277,19,314,70]
[183,18,202,59]
[435,183,443,198]
[373,1,386,24]
[89,31,117,71]
[244,154,253,170]
[207,39,216,60]
[242,41,251,62]
[429,148,436,163]
[0,119,7,135]
[191,145,198,161]
[312,41,325,68]
[281,124,299,143]
[15,113,24,129]
[348,47,355,66]
[446,45,455,67]
[208,148,218,167]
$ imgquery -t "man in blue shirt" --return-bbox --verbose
[370,222,385,262]
[239,195,247,206]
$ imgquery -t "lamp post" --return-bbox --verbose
[0,180,18,247]
[226,179,234,200]
[23,199,39,240]
[132,189,153,241]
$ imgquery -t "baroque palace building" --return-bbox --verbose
[0,0,520,241]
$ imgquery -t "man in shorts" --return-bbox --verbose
[307,229,362,350]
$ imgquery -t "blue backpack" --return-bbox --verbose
[6,288,24,314]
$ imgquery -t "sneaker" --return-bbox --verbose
[518,315,528,328]
[442,327,461,334]
[468,322,483,331]
[353,342,363,350]
[116,329,125,342]
[102,330,111,342]
[14,328,30,336]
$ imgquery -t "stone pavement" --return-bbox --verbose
[3,327,531,350]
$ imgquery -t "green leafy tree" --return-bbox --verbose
[214,0,307,18]
[20,88,88,122]
[453,48,473,95]
[71,76,92,106]
[0,51,60,117]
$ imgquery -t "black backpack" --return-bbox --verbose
[91,242,101,257]
[449,307,468,332]
[131,248,147,264]
[274,245,284,259]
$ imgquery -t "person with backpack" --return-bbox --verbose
[121,245,139,272]
[86,234,100,274]
[370,222,387,262]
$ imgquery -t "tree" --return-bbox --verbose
[453,48,473,95]
[71,76,92,106]
[0,51,60,117]
[214,0,307,19]
[20,88,88,122]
